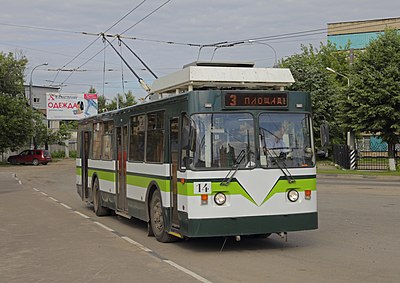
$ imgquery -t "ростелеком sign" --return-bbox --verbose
[46,93,98,120]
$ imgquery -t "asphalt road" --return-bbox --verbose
[1,160,399,283]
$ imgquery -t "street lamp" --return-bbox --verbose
[326,67,350,87]
[248,40,278,67]
[29,63,48,108]
[326,67,355,153]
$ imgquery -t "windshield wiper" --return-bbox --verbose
[220,149,246,186]
[259,127,295,184]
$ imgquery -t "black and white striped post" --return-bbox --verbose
[349,149,357,170]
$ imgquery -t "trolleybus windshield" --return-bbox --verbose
[259,113,314,168]
[190,113,255,169]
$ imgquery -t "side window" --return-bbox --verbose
[146,111,164,163]
[129,115,145,161]
[102,121,114,160]
[92,122,103,159]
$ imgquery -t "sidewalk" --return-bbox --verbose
[0,171,198,283]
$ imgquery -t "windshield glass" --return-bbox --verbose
[259,113,314,168]
[190,113,255,169]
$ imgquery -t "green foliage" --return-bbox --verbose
[51,150,77,159]
[280,42,349,145]
[0,51,28,96]
[0,51,33,152]
[344,29,400,155]
[51,150,65,159]
[99,90,137,112]
[69,150,77,158]
[0,94,36,152]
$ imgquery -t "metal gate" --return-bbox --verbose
[355,137,400,170]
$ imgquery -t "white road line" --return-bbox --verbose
[18,180,22,185]
[60,203,72,209]
[74,211,90,219]
[164,260,213,283]
[94,221,114,232]
[121,236,152,252]
[29,189,211,283]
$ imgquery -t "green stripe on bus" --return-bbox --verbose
[177,177,316,206]
[88,169,116,182]
[260,178,316,205]
[178,182,256,205]
[76,167,82,176]
[126,174,170,192]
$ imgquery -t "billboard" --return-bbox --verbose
[46,93,98,120]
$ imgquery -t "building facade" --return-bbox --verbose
[327,17,400,50]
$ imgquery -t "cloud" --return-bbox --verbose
[1,0,399,98]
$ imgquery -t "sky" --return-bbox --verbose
[1,0,399,100]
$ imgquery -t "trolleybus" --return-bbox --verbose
[76,62,318,242]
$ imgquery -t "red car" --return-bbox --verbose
[8,149,52,166]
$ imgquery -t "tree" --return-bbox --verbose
[0,51,27,96]
[100,90,137,112]
[280,42,349,146]
[343,29,400,170]
[0,94,35,153]
[34,119,72,150]
[0,52,32,154]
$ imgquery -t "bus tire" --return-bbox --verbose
[93,177,110,217]
[149,189,177,243]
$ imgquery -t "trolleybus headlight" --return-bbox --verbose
[214,192,226,205]
[287,189,299,202]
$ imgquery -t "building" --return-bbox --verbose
[23,85,77,154]
[327,17,400,50]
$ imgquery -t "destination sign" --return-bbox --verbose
[224,92,288,107]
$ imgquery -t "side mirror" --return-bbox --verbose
[320,123,330,147]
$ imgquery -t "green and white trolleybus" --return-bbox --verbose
[76,62,317,242]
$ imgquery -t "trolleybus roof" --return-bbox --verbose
[149,61,295,95]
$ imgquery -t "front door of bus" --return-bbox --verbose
[170,118,180,228]
[117,126,128,212]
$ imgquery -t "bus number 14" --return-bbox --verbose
[194,182,212,195]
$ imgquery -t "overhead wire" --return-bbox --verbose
[61,0,172,90]
[53,0,148,86]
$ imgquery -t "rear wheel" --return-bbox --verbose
[93,178,110,216]
[10,159,17,165]
[149,190,177,243]
[32,159,39,166]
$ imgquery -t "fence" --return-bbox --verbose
[332,137,400,170]
[332,144,350,169]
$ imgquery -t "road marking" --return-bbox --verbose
[60,203,72,209]
[164,260,213,283]
[74,211,90,219]
[49,197,58,202]
[121,236,153,252]
[29,189,213,283]
[94,221,115,232]
[18,180,22,185]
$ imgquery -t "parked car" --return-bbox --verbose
[7,149,52,166]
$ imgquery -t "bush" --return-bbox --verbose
[69,150,77,158]
[51,150,77,159]
[51,151,65,159]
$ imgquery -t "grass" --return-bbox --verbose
[317,160,400,176]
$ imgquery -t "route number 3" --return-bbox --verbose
[194,182,212,195]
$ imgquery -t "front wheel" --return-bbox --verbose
[93,178,110,216]
[32,159,39,166]
[149,190,177,243]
